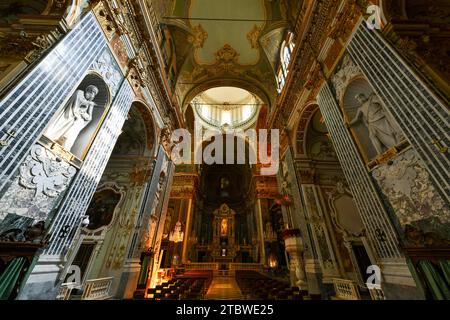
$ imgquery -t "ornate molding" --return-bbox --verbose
[331,55,363,101]
[170,173,199,199]
[90,49,123,96]
[188,24,208,49]
[19,145,77,198]
[247,25,262,49]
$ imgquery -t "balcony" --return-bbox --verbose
[57,277,114,300]
[332,278,361,300]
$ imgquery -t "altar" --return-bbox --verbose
[211,204,238,263]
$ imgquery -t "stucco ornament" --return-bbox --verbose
[91,49,122,95]
[19,145,77,198]
[331,55,362,100]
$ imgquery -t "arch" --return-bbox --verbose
[294,103,319,157]
[0,0,48,16]
[130,100,159,157]
[305,109,337,161]
[191,87,262,131]
[194,133,258,167]
[112,103,157,159]
[182,78,271,112]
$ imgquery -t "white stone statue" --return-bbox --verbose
[169,221,184,243]
[348,93,402,155]
[46,85,99,151]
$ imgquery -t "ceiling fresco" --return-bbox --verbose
[154,0,292,111]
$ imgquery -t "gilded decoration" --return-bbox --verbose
[247,25,262,49]
[215,44,240,68]
[93,2,116,41]
[188,24,208,49]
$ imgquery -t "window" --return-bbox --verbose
[277,32,295,92]
[192,87,260,130]
[221,111,232,125]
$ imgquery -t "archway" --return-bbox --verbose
[294,105,375,294]
[62,101,157,299]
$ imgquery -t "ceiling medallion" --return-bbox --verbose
[188,24,208,49]
[247,25,262,49]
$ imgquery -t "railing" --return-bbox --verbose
[81,277,114,300]
[332,278,361,300]
[56,283,76,300]
[229,263,264,272]
[184,263,264,272]
[367,284,386,300]
[185,263,219,270]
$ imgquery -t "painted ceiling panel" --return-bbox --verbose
[190,0,266,65]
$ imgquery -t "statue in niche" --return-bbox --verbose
[163,208,173,239]
[169,221,184,243]
[141,172,166,250]
[46,85,99,151]
[151,172,166,217]
[348,93,402,154]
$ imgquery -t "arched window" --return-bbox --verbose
[277,32,295,93]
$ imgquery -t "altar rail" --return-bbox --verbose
[229,263,264,272]
[332,278,361,300]
[184,263,219,270]
[183,263,264,272]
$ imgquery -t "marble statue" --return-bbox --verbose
[348,93,401,154]
[46,85,99,151]
[169,221,184,243]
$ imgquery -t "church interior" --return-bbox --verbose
[0,0,449,301]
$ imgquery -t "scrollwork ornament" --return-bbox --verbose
[19,145,77,198]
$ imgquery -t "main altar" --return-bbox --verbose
[211,204,237,263]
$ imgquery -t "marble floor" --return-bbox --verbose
[205,276,245,300]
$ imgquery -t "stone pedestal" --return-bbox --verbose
[284,232,307,290]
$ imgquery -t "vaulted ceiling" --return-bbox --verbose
[153,0,296,111]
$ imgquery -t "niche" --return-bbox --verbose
[343,79,403,161]
[44,73,111,160]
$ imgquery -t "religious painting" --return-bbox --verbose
[221,218,228,236]
[44,73,111,160]
[85,188,121,231]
